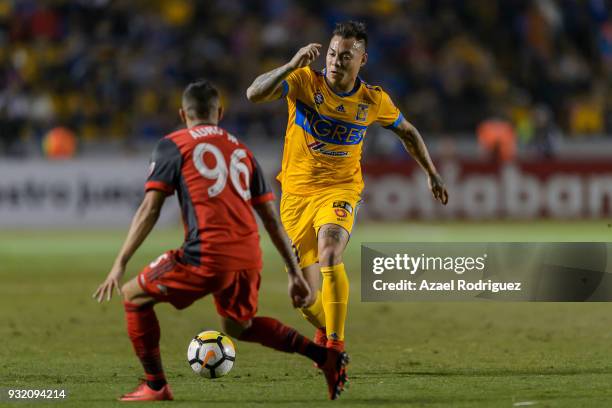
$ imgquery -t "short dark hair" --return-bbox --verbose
[333,21,368,49]
[182,80,220,119]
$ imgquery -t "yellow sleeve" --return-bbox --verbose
[375,90,404,129]
[280,67,311,100]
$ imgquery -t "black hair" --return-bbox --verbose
[333,21,368,49]
[182,80,220,119]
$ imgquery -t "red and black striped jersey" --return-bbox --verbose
[145,124,274,271]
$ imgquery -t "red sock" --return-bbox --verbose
[238,317,327,366]
[123,301,165,383]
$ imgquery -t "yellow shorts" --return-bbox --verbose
[280,190,362,268]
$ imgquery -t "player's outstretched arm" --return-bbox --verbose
[246,43,321,103]
[391,118,449,205]
[253,200,311,307]
[92,190,166,302]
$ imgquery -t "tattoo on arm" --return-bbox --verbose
[394,122,437,175]
[247,64,293,102]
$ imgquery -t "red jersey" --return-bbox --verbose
[144,124,274,271]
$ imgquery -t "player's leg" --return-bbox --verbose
[222,315,348,399]
[299,263,327,346]
[118,250,204,401]
[313,194,359,351]
[221,315,325,362]
[317,224,350,350]
[119,277,173,401]
[279,192,327,334]
[216,270,349,400]
[216,270,322,357]
[222,314,325,361]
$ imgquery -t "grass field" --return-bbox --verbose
[2,220,612,407]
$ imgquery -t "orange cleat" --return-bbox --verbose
[326,339,345,352]
[312,328,328,368]
[119,380,174,402]
[319,348,349,400]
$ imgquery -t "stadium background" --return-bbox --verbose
[2,1,612,406]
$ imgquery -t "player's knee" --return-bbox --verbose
[121,283,136,303]
[318,245,343,267]
[221,317,251,338]
[121,279,147,304]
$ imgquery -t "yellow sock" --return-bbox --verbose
[299,290,326,329]
[321,263,349,341]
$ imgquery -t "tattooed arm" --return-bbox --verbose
[391,118,449,205]
[246,43,322,103]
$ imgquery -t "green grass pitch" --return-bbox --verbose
[2,220,612,407]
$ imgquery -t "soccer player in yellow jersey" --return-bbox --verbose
[247,21,448,352]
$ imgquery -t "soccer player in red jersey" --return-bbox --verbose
[93,80,349,401]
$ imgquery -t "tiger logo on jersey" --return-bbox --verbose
[355,104,369,122]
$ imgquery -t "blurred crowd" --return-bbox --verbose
[1,0,612,156]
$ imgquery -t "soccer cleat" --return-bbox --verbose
[313,327,328,347]
[319,348,350,400]
[119,379,174,402]
[326,339,345,352]
[312,328,329,368]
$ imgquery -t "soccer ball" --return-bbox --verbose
[187,330,236,378]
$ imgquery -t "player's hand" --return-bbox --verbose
[288,273,311,308]
[288,43,322,70]
[92,263,125,302]
[428,173,449,205]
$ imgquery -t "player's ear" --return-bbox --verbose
[361,52,368,67]
[179,108,187,124]
[218,105,224,122]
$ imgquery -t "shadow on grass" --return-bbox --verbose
[354,367,612,378]
[157,396,512,406]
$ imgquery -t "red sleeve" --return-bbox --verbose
[145,180,174,195]
[145,137,182,195]
[251,191,275,205]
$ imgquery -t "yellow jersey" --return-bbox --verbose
[278,67,403,195]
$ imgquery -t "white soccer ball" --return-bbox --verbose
[187,330,236,378]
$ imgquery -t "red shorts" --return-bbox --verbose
[137,250,260,321]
